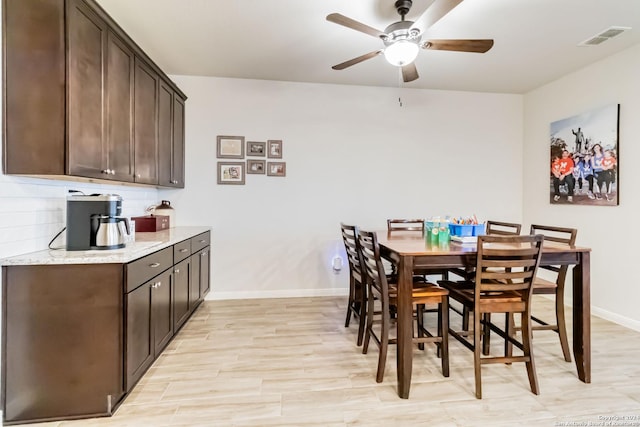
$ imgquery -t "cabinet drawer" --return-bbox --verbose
[191,231,210,253]
[173,239,191,263]
[126,247,173,292]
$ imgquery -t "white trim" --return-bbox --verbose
[592,306,640,332]
[207,288,349,301]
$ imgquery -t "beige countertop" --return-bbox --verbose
[0,226,211,266]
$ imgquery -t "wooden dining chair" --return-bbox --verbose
[507,224,577,362]
[358,229,449,383]
[449,220,523,329]
[486,220,522,236]
[439,234,544,399]
[340,223,367,346]
[386,218,425,233]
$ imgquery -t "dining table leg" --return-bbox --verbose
[397,255,414,398]
[572,251,591,383]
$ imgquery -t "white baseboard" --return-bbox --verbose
[540,294,640,332]
[591,306,640,332]
[207,288,349,301]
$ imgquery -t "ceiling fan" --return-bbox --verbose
[326,0,494,83]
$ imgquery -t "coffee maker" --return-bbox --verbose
[66,194,130,250]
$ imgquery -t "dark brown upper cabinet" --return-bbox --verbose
[158,80,186,188]
[2,0,186,188]
[133,58,159,185]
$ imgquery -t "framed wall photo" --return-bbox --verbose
[267,161,286,177]
[217,135,245,159]
[267,140,283,158]
[247,159,265,174]
[217,162,245,185]
[247,141,266,157]
[549,104,619,206]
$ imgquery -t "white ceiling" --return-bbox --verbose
[96,0,640,94]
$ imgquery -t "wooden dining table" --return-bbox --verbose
[377,231,591,399]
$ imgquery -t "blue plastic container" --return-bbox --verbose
[449,223,485,237]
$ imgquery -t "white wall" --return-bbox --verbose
[163,76,523,299]
[523,43,640,330]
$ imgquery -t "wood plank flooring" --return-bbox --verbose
[15,296,640,426]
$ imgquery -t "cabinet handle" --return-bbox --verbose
[155,281,162,288]
[136,174,141,178]
[201,252,207,257]
[102,169,109,174]
[174,268,180,273]
[180,248,188,253]
[199,239,206,243]
[149,262,161,268]
[110,169,116,175]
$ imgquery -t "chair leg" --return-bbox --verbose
[440,299,450,377]
[362,285,375,355]
[462,306,470,331]
[474,309,483,399]
[521,311,540,395]
[356,284,367,347]
[345,276,355,328]
[555,288,572,362]
[505,313,515,362]
[482,313,491,356]
[417,304,425,351]
[376,298,390,383]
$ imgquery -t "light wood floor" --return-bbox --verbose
[16,296,640,427]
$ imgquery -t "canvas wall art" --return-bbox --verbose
[549,104,619,205]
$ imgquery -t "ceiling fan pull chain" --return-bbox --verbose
[398,68,403,107]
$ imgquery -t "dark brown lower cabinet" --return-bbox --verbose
[189,247,211,309]
[189,250,201,310]
[2,264,125,424]
[199,247,211,299]
[173,258,191,331]
[125,269,172,390]
[1,230,211,425]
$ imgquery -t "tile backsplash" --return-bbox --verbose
[0,175,159,259]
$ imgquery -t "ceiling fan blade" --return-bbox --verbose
[411,0,463,33]
[326,13,386,38]
[402,63,419,82]
[332,50,383,70]
[422,39,494,53]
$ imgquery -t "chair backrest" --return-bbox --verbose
[529,224,577,277]
[486,220,522,236]
[357,230,389,303]
[387,219,425,233]
[529,224,577,246]
[340,223,363,280]
[475,234,544,298]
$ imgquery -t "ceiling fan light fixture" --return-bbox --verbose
[384,40,419,66]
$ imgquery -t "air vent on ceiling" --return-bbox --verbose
[578,26,631,46]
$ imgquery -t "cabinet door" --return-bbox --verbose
[157,81,174,187]
[106,31,134,182]
[173,258,191,331]
[158,82,185,188]
[133,57,159,185]
[189,252,201,313]
[67,0,107,178]
[152,270,173,356]
[125,279,153,390]
[172,96,186,187]
[199,247,211,299]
